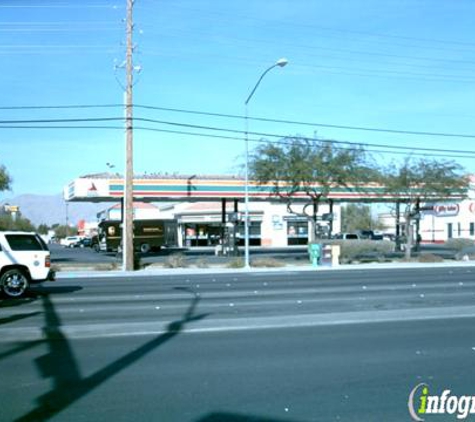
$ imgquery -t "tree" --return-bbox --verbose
[384,157,469,259]
[341,204,386,233]
[54,224,77,239]
[0,164,12,192]
[0,214,35,232]
[250,137,380,241]
[37,224,50,235]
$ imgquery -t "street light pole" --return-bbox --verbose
[244,58,288,269]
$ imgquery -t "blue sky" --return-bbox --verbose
[2,0,475,196]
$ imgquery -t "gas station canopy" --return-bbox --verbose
[64,173,450,203]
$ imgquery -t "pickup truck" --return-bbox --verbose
[0,231,55,298]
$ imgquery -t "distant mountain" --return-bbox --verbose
[1,194,110,227]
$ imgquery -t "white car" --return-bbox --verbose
[0,231,55,298]
[60,236,82,248]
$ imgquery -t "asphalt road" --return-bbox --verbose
[1,267,475,421]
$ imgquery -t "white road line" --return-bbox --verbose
[2,305,475,341]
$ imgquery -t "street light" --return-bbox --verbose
[244,58,288,269]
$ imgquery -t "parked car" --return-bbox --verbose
[334,233,360,240]
[0,231,55,298]
[60,236,82,248]
[371,232,384,241]
[357,230,375,239]
[77,238,92,248]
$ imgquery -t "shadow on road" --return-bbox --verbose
[0,286,82,309]
[0,311,42,326]
[0,286,82,363]
[28,285,83,297]
[14,287,209,422]
[0,287,81,326]
[0,297,38,309]
[196,412,306,422]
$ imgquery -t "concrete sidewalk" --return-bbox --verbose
[56,260,475,279]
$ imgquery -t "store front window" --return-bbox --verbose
[183,224,222,247]
[287,219,308,245]
[183,221,262,247]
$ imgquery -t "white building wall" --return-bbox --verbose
[162,200,341,247]
[420,200,475,242]
[259,202,340,246]
[260,203,289,247]
[377,194,475,244]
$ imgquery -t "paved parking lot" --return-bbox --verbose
[49,243,312,269]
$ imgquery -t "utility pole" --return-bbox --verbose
[65,201,69,227]
[123,0,134,271]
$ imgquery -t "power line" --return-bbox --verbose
[134,126,475,160]
[0,104,122,110]
[132,117,475,156]
[0,21,120,25]
[302,63,475,83]
[0,44,117,49]
[139,19,475,81]
[3,103,475,142]
[0,123,472,160]
[140,47,475,83]
[140,16,475,66]
[3,114,475,158]
[134,104,475,140]
[141,45,475,83]
[0,28,120,33]
[142,28,475,66]
[161,4,475,52]
[0,117,122,124]
[0,125,123,130]
[0,22,121,33]
[0,113,475,155]
[0,5,121,8]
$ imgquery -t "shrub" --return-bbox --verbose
[226,258,245,268]
[164,253,188,268]
[455,245,475,261]
[251,258,285,268]
[195,258,209,268]
[418,253,444,263]
[444,238,475,251]
[321,240,395,263]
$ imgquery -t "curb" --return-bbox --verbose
[56,260,475,279]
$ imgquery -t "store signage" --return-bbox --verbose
[86,182,98,197]
[433,203,459,217]
[3,205,19,213]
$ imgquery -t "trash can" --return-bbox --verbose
[308,243,321,267]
